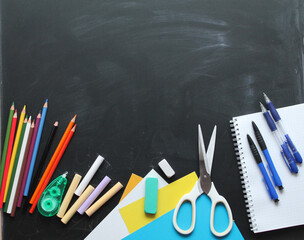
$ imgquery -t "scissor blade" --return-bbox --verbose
[198,125,212,194]
[206,126,217,175]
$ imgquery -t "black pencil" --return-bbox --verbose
[22,121,58,211]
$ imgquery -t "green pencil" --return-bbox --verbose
[4,116,27,212]
[0,103,15,194]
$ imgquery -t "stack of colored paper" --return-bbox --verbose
[85,171,244,240]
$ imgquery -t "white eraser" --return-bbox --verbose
[158,159,175,178]
[74,155,104,196]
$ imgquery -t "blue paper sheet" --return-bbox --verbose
[123,194,244,240]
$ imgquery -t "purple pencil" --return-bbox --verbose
[17,112,41,206]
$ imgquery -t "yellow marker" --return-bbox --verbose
[4,105,26,201]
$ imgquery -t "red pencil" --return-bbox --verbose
[0,110,17,207]
[29,124,76,213]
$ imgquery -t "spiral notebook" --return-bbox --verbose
[230,103,304,233]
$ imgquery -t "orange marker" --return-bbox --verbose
[29,125,76,213]
[30,115,76,204]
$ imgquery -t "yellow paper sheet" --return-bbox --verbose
[119,173,143,202]
[119,172,198,233]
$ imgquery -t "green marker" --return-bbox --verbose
[38,172,68,217]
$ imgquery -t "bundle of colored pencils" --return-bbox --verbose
[0,100,77,216]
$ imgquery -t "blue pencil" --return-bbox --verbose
[24,99,48,195]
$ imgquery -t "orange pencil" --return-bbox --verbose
[29,115,76,204]
[29,125,76,213]
[0,111,17,207]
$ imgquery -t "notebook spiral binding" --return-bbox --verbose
[230,119,258,232]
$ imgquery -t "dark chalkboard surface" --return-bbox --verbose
[1,0,304,239]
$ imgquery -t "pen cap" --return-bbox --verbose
[252,122,267,150]
[266,102,281,122]
[262,111,277,132]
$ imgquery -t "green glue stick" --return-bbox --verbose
[38,172,68,217]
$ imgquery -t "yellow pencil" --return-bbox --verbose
[4,105,26,202]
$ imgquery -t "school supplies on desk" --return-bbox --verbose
[123,195,243,240]
[231,103,304,233]
[29,124,76,213]
[119,172,198,234]
[30,115,76,205]
[85,170,168,240]
[173,125,233,237]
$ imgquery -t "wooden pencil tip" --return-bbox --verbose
[31,121,35,127]
[24,118,28,123]
[54,121,59,126]
[28,116,32,121]
[72,114,77,122]
[43,100,48,107]
[71,124,76,131]
[10,102,15,110]
[22,105,26,111]
[13,111,17,117]
[37,113,42,118]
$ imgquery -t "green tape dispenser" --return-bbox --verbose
[38,172,68,217]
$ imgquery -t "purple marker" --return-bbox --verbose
[77,176,111,214]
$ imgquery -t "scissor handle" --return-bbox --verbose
[173,182,201,235]
[209,182,233,237]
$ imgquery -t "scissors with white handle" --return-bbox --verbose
[173,125,233,237]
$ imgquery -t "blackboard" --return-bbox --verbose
[2,0,304,239]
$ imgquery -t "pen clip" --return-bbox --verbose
[280,150,292,172]
[261,177,273,200]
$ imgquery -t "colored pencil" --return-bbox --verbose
[0,111,17,208]
[0,103,15,195]
[24,100,48,196]
[30,115,76,204]
[29,124,76,213]
[23,121,58,211]
[4,105,26,201]
[12,120,34,215]
[4,116,27,212]
[19,112,40,208]
[7,117,32,214]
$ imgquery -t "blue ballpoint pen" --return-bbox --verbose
[260,103,298,173]
[252,121,283,190]
[247,134,279,202]
[263,93,302,163]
